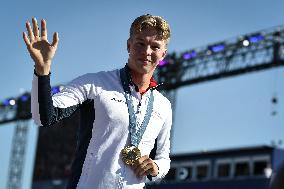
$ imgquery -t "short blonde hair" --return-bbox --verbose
[129,14,171,44]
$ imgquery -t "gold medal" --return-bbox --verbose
[121,145,141,166]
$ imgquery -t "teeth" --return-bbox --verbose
[140,59,151,62]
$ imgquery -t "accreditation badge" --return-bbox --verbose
[121,145,141,166]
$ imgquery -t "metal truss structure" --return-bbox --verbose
[6,120,29,189]
[157,26,284,91]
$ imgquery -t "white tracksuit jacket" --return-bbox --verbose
[31,67,172,189]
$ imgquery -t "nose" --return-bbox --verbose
[142,45,152,56]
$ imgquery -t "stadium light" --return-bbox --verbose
[16,93,31,119]
[182,51,197,60]
[248,33,264,43]
[208,43,226,53]
[51,86,61,95]
[159,59,170,67]
[242,39,250,47]
[240,33,264,47]
[158,53,177,67]
[20,94,30,102]
[3,98,16,106]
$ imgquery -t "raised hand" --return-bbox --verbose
[23,18,59,75]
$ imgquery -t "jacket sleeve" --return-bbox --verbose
[31,71,91,126]
[152,106,172,181]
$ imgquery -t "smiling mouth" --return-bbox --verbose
[142,60,151,66]
[140,59,151,63]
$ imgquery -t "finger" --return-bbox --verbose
[134,155,150,172]
[139,159,152,170]
[147,168,153,175]
[26,21,34,42]
[134,160,152,176]
[138,164,152,177]
[32,17,39,38]
[137,155,149,164]
[41,19,48,41]
[51,32,59,48]
[23,32,30,46]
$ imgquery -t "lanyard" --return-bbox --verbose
[120,66,154,147]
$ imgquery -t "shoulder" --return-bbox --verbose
[153,90,171,105]
[153,90,172,113]
[69,69,120,86]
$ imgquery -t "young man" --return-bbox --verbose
[23,14,172,189]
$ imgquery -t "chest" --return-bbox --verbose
[93,90,166,141]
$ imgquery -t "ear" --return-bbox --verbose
[162,49,167,59]
[127,38,130,53]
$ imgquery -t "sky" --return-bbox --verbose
[0,0,284,188]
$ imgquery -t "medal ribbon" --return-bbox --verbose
[120,66,154,147]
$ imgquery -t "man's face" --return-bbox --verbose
[127,27,167,75]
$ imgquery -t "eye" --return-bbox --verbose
[152,46,160,51]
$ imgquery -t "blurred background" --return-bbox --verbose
[0,0,283,189]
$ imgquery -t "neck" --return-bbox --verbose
[129,69,152,91]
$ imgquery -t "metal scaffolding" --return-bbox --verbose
[157,26,284,91]
[6,120,29,189]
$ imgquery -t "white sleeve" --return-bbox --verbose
[152,106,172,181]
[31,73,96,126]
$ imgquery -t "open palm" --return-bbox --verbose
[23,18,59,75]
